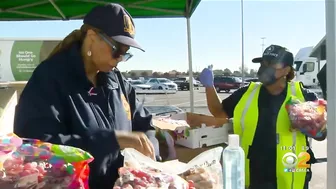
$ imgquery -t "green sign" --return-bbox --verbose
[10,41,43,81]
[10,41,59,81]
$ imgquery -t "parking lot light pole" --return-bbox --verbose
[240,0,245,83]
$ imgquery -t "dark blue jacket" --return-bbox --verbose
[14,43,158,189]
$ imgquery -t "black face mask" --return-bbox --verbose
[257,66,277,86]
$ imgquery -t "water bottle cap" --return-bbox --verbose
[228,134,240,148]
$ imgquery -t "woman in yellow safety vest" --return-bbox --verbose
[199,45,327,189]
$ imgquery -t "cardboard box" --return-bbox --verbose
[171,112,228,149]
[159,142,226,163]
[174,144,225,163]
[154,112,229,161]
[0,88,17,134]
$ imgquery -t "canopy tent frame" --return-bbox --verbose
[0,0,200,20]
[0,0,199,112]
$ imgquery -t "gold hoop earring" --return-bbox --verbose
[87,50,92,57]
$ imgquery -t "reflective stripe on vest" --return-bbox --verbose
[233,82,307,189]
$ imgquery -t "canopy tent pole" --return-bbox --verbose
[325,0,336,188]
[186,0,195,113]
[186,17,195,113]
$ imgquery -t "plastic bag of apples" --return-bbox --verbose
[286,97,327,138]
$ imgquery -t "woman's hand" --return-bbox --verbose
[116,131,155,160]
[199,66,214,88]
[181,168,217,189]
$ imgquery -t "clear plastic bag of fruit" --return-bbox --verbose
[113,147,223,189]
[0,133,93,189]
[285,97,327,138]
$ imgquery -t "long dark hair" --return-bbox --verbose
[287,67,295,82]
[47,24,101,58]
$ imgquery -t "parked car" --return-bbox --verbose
[173,77,200,90]
[129,80,151,90]
[214,76,242,93]
[245,78,259,83]
[145,78,178,90]
[236,77,249,86]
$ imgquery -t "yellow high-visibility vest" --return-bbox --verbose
[233,82,308,189]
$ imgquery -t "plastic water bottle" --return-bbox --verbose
[223,134,245,189]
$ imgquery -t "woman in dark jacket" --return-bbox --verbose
[14,4,159,189]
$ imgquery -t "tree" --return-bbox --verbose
[193,72,200,77]
[163,72,170,78]
[130,72,137,78]
[213,69,224,75]
[152,72,160,77]
[249,69,258,77]
[239,66,249,76]
[141,71,149,77]
[232,70,241,76]
[169,70,179,77]
[223,68,232,76]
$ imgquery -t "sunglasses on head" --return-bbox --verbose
[98,33,133,62]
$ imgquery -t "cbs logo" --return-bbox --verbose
[282,152,311,168]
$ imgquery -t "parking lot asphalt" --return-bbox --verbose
[138,88,231,114]
[138,88,327,189]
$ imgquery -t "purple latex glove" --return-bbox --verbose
[199,66,214,87]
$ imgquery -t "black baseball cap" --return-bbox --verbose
[252,45,293,66]
[83,3,144,52]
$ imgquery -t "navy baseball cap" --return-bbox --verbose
[252,45,294,67]
[83,3,144,52]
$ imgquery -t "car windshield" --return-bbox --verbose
[131,81,143,85]
[158,78,169,83]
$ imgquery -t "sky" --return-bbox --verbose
[0,0,326,73]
